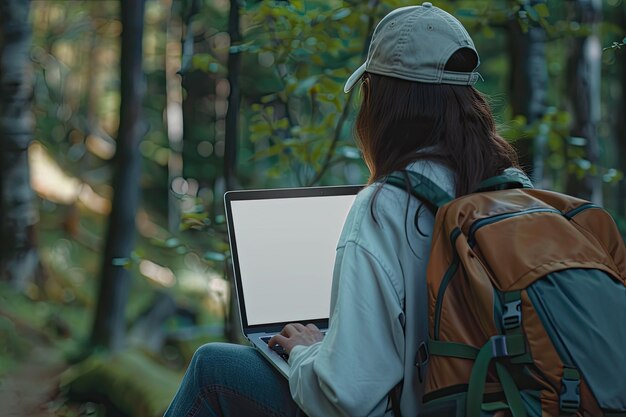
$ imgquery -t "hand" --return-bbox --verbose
[268,323,324,355]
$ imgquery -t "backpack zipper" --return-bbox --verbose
[564,202,600,219]
[467,208,562,247]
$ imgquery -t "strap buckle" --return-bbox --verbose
[415,341,429,383]
[491,335,509,358]
[560,368,581,414]
[502,299,522,330]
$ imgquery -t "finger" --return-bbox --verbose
[268,334,289,348]
[282,323,305,336]
[281,324,299,337]
[305,323,320,332]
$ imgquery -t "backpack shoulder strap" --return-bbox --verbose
[475,168,534,192]
[386,170,454,210]
[386,168,532,209]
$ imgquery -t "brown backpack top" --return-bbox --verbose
[387,169,626,417]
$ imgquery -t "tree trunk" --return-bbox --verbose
[565,0,602,204]
[91,0,146,351]
[507,0,548,186]
[223,0,242,343]
[0,0,40,291]
[224,0,241,192]
[179,0,216,195]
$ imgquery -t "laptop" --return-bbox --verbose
[224,185,362,377]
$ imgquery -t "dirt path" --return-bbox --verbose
[0,346,67,417]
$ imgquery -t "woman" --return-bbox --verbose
[164,3,519,417]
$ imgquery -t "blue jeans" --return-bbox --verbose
[163,343,307,417]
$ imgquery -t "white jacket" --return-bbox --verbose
[288,161,456,417]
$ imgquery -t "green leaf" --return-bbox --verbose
[275,118,290,130]
[182,213,209,220]
[191,54,224,74]
[290,0,304,11]
[260,96,277,104]
[555,111,571,126]
[250,143,284,161]
[524,5,539,22]
[533,3,550,18]
[249,123,272,137]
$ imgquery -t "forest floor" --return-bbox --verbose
[0,345,67,417]
[0,298,217,417]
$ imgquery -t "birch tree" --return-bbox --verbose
[565,0,603,203]
[0,0,40,291]
[507,0,548,185]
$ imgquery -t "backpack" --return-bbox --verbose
[386,169,626,417]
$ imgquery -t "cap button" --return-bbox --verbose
[422,2,433,7]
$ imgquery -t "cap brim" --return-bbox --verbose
[343,63,366,93]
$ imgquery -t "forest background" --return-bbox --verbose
[0,0,625,416]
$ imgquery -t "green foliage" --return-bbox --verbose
[501,107,624,191]
[191,53,226,74]
[236,0,377,185]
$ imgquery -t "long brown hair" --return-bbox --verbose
[355,49,519,197]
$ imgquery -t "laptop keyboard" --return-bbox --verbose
[261,331,326,363]
[261,336,290,362]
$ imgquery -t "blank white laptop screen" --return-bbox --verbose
[230,194,355,326]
